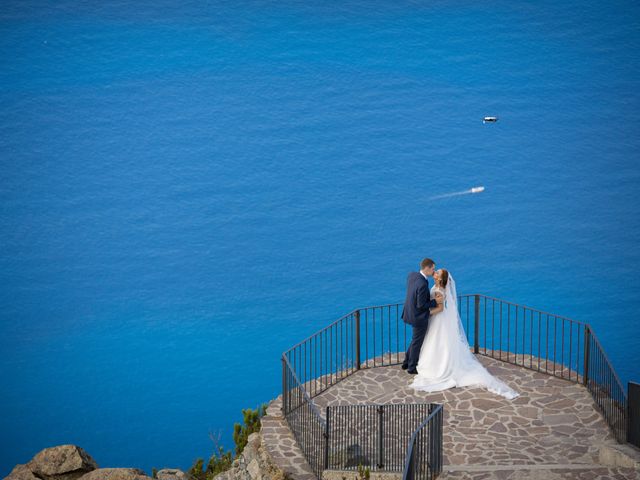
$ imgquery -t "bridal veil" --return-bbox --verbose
[411,274,519,400]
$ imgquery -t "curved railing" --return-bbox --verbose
[460,294,627,442]
[281,294,634,478]
[281,355,327,477]
[402,404,444,480]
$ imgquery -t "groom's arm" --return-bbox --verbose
[416,284,438,310]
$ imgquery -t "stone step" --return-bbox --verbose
[441,463,640,480]
[444,463,607,471]
[261,396,317,480]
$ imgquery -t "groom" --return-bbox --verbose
[401,258,443,374]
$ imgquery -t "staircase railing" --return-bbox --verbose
[402,404,444,480]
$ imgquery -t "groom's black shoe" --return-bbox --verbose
[407,368,418,375]
[401,363,409,370]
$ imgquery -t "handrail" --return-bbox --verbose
[402,404,443,480]
[403,405,442,462]
[461,296,624,386]
[283,309,358,356]
[282,354,326,428]
[285,294,587,357]
[587,327,625,394]
[460,294,588,325]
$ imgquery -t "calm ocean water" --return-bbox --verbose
[1,0,639,475]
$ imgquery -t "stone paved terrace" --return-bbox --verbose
[261,354,640,480]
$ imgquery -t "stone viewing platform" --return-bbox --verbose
[262,354,640,480]
[275,296,640,480]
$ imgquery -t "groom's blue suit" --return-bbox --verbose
[401,271,438,371]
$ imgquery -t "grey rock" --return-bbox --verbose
[246,434,260,452]
[246,459,261,480]
[78,468,151,480]
[27,445,98,480]
[4,464,40,480]
[242,434,261,466]
[156,469,190,480]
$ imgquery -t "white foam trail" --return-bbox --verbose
[429,186,485,200]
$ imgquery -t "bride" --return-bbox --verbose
[410,269,519,399]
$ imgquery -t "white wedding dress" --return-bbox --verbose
[410,274,519,399]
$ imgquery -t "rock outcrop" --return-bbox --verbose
[4,431,284,480]
[5,446,98,480]
[2,447,159,480]
[155,469,190,480]
[4,465,40,480]
[214,432,288,480]
[78,469,152,480]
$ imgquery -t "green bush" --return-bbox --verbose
[189,403,268,479]
[188,458,206,480]
[357,464,370,480]
[232,404,267,455]
[188,447,234,480]
[206,447,234,478]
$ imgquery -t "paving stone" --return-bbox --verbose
[542,413,580,426]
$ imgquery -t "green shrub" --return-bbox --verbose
[188,458,206,480]
[232,404,267,455]
[206,447,234,478]
[357,464,370,480]
[189,403,267,479]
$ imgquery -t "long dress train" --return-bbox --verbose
[410,275,519,400]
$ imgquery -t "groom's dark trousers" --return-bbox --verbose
[401,271,438,370]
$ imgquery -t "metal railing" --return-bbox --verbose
[459,294,628,442]
[402,404,444,480]
[281,356,327,477]
[458,294,587,382]
[282,305,407,416]
[282,294,635,478]
[326,403,435,472]
[282,310,361,408]
[583,330,628,442]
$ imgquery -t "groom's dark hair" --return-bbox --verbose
[420,258,435,269]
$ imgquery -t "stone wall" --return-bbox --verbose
[213,432,288,480]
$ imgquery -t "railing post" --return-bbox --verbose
[428,404,436,474]
[474,295,480,354]
[377,405,384,469]
[355,310,361,370]
[628,382,640,448]
[437,406,443,474]
[583,326,590,386]
[281,356,287,414]
[324,406,330,469]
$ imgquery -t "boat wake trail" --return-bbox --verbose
[429,186,485,201]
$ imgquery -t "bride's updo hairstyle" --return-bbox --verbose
[440,269,449,288]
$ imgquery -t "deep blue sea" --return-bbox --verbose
[1,0,640,476]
